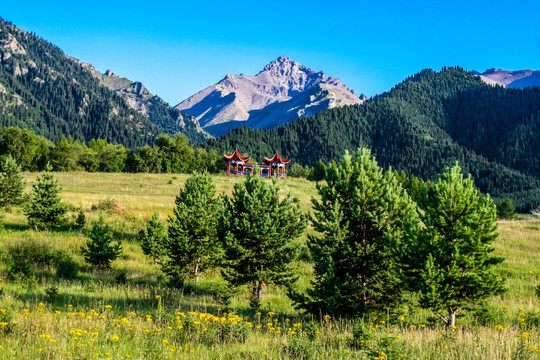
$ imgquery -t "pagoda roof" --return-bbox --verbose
[263,150,291,165]
[222,148,251,162]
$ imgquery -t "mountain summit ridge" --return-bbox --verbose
[175,56,365,136]
[476,68,540,89]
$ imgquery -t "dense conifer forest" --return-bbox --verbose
[206,68,540,211]
[0,18,204,147]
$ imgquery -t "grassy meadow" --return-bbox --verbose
[0,172,539,359]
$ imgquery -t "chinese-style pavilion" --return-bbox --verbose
[222,148,254,176]
[222,149,291,178]
[260,150,291,178]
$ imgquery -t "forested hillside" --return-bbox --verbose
[0,18,209,147]
[207,68,540,211]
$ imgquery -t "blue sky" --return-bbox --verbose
[2,0,540,105]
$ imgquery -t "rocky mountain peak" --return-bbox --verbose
[175,56,364,136]
[104,69,115,77]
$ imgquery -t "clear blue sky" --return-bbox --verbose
[2,0,540,105]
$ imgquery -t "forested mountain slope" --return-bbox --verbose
[0,18,208,146]
[207,68,540,211]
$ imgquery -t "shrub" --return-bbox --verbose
[6,238,58,268]
[55,253,79,279]
[90,198,117,212]
[81,216,122,269]
[23,162,68,230]
[45,284,59,303]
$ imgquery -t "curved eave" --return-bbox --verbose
[222,148,251,162]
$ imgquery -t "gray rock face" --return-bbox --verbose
[175,56,365,136]
[476,68,540,89]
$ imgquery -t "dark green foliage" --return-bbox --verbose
[308,159,326,181]
[140,213,168,265]
[219,175,307,300]
[74,209,86,231]
[55,253,79,279]
[23,163,68,230]
[496,198,517,219]
[81,216,122,269]
[0,155,25,208]
[207,68,540,211]
[0,127,51,170]
[165,172,221,283]
[287,163,310,178]
[300,148,420,315]
[0,19,159,147]
[5,238,59,279]
[412,163,505,325]
[45,284,59,303]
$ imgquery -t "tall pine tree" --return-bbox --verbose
[219,175,307,300]
[413,163,505,326]
[300,148,420,315]
[165,172,221,283]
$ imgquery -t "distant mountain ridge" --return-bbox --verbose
[175,56,366,136]
[475,68,540,89]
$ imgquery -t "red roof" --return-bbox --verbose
[263,150,291,165]
[222,148,251,162]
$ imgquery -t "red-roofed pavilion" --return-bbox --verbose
[261,150,291,178]
[222,148,253,176]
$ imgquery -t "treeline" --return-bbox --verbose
[0,126,224,174]
[206,68,540,211]
[0,126,336,178]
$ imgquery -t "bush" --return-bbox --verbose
[91,198,118,212]
[6,238,58,269]
[81,216,122,269]
[55,253,79,279]
[45,284,59,303]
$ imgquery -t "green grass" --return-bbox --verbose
[0,172,538,359]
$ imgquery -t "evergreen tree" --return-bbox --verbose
[75,209,86,231]
[308,159,327,181]
[496,198,517,219]
[81,216,122,269]
[140,213,168,265]
[23,163,68,230]
[219,175,307,300]
[300,148,420,315]
[414,163,505,326]
[0,155,25,208]
[165,172,221,283]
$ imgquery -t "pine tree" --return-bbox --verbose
[0,155,25,208]
[414,163,505,326]
[140,213,168,265]
[219,175,307,300]
[165,172,221,283]
[23,162,68,230]
[308,159,326,181]
[300,148,420,315]
[81,216,122,269]
[496,198,516,219]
